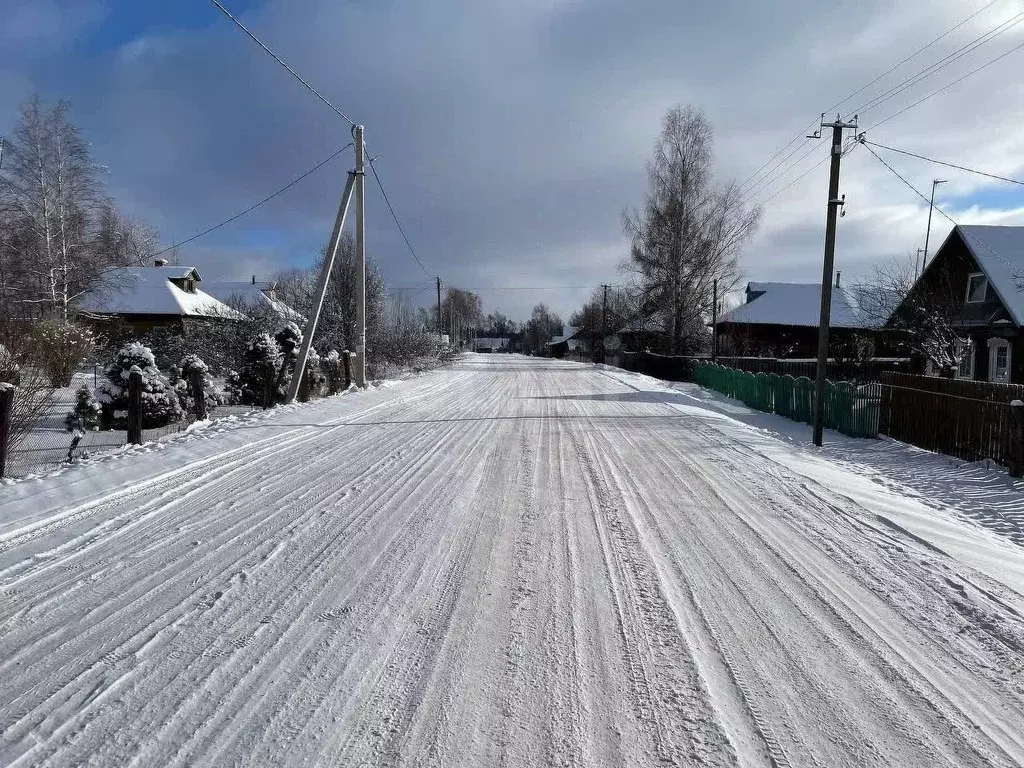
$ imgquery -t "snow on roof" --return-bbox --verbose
[955,225,1024,325]
[78,267,243,319]
[718,282,867,329]
[547,326,579,346]
[201,281,306,324]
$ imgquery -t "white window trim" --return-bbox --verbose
[987,337,1012,383]
[965,272,988,304]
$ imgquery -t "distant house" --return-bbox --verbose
[202,278,306,325]
[474,337,509,353]
[715,278,885,358]
[78,260,244,335]
[890,224,1024,384]
[546,326,583,358]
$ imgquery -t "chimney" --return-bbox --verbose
[154,258,168,267]
[835,271,841,288]
[252,275,256,285]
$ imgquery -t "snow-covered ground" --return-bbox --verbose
[1,355,1023,767]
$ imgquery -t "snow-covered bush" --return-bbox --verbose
[64,384,101,432]
[171,354,220,416]
[223,370,243,405]
[322,350,350,394]
[238,333,283,408]
[33,321,96,387]
[301,347,326,399]
[96,342,184,428]
[273,322,303,400]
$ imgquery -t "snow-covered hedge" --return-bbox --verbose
[96,342,184,428]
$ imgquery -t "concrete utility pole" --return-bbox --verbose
[0,137,5,171]
[285,170,357,404]
[436,277,443,342]
[812,114,856,448]
[354,124,367,387]
[712,278,718,362]
[921,178,947,273]
[915,248,925,281]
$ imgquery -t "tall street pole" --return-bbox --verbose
[354,125,367,387]
[812,115,855,447]
[284,171,356,404]
[921,178,947,273]
[436,277,443,342]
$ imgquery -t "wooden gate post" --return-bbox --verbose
[1010,399,1024,478]
[0,383,15,478]
[191,368,207,421]
[127,367,143,445]
[342,350,352,389]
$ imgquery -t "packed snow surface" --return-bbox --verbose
[2,355,1023,767]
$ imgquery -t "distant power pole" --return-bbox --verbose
[600,283,611,363]
[436,277,443,342]
[921,178,947,273]
[354,124,367,387]
[712,278,718,361]
[812,114,856,448]
[915,248,925,281]
[0,137,5,171]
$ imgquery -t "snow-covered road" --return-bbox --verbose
[2,355,1023,767]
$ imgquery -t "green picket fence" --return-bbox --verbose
[693,364,880,439]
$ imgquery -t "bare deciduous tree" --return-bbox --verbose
[622,105,761,354]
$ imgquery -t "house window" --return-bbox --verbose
[956,339,974,379]
[987,338,1012,383]
[966,273,987,303]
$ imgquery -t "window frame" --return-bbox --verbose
[965,272,988,304]
[987,337,1012,383]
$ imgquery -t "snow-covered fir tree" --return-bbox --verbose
[239,333,283,408]
[96,342,183,428]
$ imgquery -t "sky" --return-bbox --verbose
[3,0,1024,322]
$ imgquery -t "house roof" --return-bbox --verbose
[78,266,243,319]
[951,225,1024,325]
[547,326,579,346]
[201,281,306,324]
[718,282,869,329]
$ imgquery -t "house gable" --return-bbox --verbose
[894,226,1020,332]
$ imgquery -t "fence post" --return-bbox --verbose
[1011,399,1024,478]
[127,367,143,445]
[342,350,352,389]
[191,368,207,421]
[0,383,14,478]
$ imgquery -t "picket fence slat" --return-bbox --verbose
[694,363,879,439]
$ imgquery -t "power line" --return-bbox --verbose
[149,143,352,260]
[758,148,835,208]
[738,0,1003,196]
[367,156,432,279]
[861,139,1024,186]
[209,0,356,127]
[744,141,826,206]
[866,35,1024,131]
[834,0,1003,117]
[860,142,958,225]
[849,8,1024,119]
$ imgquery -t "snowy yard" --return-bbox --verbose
[2,354,1023,767]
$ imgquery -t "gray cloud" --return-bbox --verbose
[3,0,1024,320]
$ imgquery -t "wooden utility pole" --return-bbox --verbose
[127,368,143,445]
[0,383,14,478]
[712,278,718,362]
[812,115,856,447]
[354,124,367,387]
[284,170,356,403]
[436,277,443,342]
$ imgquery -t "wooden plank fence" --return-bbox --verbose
[879,372,1024,466]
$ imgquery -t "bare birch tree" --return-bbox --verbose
[623,105,761,354]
